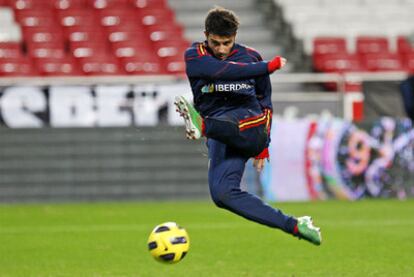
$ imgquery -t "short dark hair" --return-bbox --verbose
[205,6,239,36]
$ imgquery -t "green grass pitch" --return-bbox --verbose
[1,199,413,276]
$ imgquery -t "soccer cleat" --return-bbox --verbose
[297,216,322,246]
[174,96,203,140]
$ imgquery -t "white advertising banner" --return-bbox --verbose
[267,119,312,201]
[0,83,193,128]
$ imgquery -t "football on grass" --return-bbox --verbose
[147,222,190,264]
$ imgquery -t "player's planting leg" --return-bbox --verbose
[174,96,203,140]
[207,139,323,245]
[207,139,297,234]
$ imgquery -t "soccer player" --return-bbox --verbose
[175,7,322,245]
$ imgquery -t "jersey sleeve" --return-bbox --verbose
[256,74,273,149]
[244,47,273,111]
[249,48,273,149]
[185,43,269,80]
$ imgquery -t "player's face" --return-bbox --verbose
[205,32,236,60]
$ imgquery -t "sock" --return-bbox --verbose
[201,119,206,136]
[293,224,299,235]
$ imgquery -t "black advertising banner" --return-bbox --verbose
[362,81,407,121]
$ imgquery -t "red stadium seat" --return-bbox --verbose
[57,9,98,27]
[7,0,52,10]
[121,55,164,75]
[312,53,365,92]
[356,36,390,56]
[153,39,189,59]
[313,37,347,56]
[35,57,82,76]
[78,55,123,75]
[63,24,104,40]
[17,15,56,28]
[87,0,130,10]
[401,52,414,73]
[62,24,105,46]
[130,0,167,9]
[397,36,414,55]
[99,9,139,27]
[162,56,185,74]
[15,10,57,27]
[69,41,110,58]
[67,30,105,43]
[0,42,23,59]
[111,40,153,58]
[23,27,64,44]
[53,0,87,10]
[154,39,188,75]
[0,57,36,76]
[362,53,404,71]
[314,53,365,72]
[27,41,66,59]
[106,22,145,31]
[137,8,175,27]
[146,24,183,42]
[107,29,142,43]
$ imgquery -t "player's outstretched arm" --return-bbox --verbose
[185,45,285,80]
[267,56,287,73]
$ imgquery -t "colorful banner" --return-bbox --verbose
[264,117,414,201]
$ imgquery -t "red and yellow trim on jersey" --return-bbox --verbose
[239,109,272,132]
[196,43,208,56]
[239,112,267,131]
[264,108,272,134]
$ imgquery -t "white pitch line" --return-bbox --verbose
[1,220,413,235]
[0,222,256,235]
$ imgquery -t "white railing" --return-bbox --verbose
[0,71,409,121]
[0,75,181,86]
[0,71,408,90]
[270,71,408,93]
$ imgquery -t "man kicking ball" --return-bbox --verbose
[175,6,321,246]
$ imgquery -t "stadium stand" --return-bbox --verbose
[168,0,289,64]
[271,0,414,91]
[1,0,414,77]
[274,0,414,71]
[0,0,189,76]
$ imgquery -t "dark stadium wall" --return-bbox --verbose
[362,81,407,121]
[0,127,209,202]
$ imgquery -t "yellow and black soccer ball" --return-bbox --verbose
[147,222,190,264]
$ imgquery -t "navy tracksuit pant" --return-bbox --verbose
[204,107,297,234]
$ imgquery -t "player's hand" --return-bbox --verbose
[253,148,269,172]
[253,158,267,172]
[267,56,287,73]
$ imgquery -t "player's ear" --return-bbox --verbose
[204,31,209,39]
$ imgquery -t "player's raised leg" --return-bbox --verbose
[174,96,203,140]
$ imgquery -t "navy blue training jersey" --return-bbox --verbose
[185,41,273,117]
